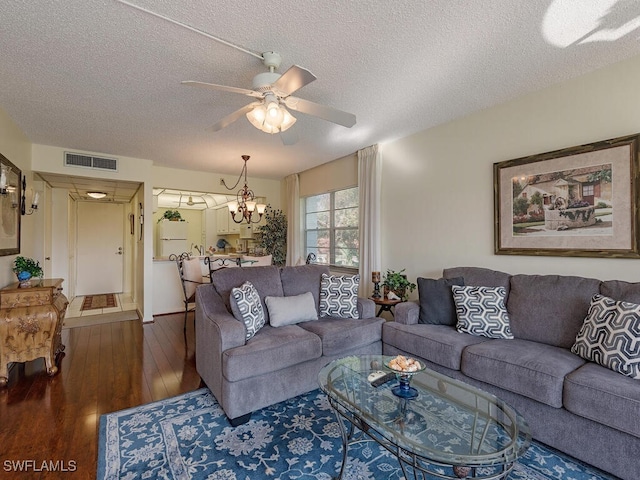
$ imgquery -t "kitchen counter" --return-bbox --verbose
[152,253,258,315]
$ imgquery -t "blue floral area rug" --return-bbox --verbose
[98,388,616,480]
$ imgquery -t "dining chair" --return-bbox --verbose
[170,252,208,340]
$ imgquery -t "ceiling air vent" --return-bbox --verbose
[64,152,118,171]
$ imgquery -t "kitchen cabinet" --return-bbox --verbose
[216,207,229,234]
[229,216,240,234]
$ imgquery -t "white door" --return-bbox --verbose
[76,202,124,295]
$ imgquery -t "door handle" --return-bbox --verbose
[116,247,123,255]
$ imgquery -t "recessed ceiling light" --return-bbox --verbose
[87,192,107,199]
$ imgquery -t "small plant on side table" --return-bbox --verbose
[12,256,43,287]
[382,269,416,301]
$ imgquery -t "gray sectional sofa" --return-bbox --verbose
[195,264,383,425]
[382,266,640,480]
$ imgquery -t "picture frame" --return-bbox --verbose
[0,153,21,256]
[494,133,640,258]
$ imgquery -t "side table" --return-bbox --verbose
[0,278,68,387]
[370,296,403,318]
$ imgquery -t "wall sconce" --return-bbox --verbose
[21,176,40,215]
[0,165,8,195]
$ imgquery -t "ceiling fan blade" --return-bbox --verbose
[285,97,356,128]
[280,128,299,145]
[272,65,316,96]
[210,103,259,132]
[181,81,262,98]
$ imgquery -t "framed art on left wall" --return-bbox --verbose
[494,133,640,258]
[0,153,21,256]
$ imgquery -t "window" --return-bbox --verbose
[583,184,594,196]
[304,187,359,269]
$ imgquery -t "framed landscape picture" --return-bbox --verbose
[494,133,640,258]
[0,153,21,256]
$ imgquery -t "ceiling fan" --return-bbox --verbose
[174,193,207,207]
[182,52,356,145]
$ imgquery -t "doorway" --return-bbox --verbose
[76,202,124,296]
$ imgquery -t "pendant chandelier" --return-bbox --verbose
[221,155,266,224]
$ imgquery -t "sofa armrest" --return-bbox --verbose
[357,297,375,319]
[196,284,246,350]
[195,284,246,401]
[395,301,419,325]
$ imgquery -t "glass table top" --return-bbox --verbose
[318,355,531,468]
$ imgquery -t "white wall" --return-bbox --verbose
[381,54,640,295]
[0,106,37,287]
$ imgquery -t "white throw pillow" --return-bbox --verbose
[451,285,513,339]
[319,273,359,319]
[264,292,318,327]
[230,281,265,341]
[572,294,640,379]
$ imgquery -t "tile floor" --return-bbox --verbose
[66,293,138,318]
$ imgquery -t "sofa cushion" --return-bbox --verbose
[319,273,359,319]
[417,276,464,325]
[452,285,514,339]
[507,274,600,348]
[222,324,322,382]
[462,339,585,408]
[298,316,384,356]
[230,281,265,340]
[382,323,489,371]
[571,294,640,379]
[564,362,640,439]
[280,264,330,312]
[443,267,511,297]
[264,292,318,328]
[601,279,640,304]
[212,265,284,323]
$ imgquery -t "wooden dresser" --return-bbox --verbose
[0,278,68,386]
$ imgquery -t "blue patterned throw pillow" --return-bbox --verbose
[451,285,514,339]
[230,281,265,341]
[572,294,640,379]
[319,273,359,319]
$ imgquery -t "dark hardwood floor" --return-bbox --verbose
[0,313,201,479]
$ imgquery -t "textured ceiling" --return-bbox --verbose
[2,1,640,180]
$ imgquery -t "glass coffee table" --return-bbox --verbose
[318,355,531,479]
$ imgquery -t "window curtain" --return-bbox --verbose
[357,145,381,297]
[285,173,301,266]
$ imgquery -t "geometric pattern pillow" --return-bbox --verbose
[451,285,514,339]
[571,294,640,379]
[230,281,265,341]
[319,273,359,319]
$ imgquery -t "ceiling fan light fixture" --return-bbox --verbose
[246,97,296,134]
[280,108,296,132]
[87,191,107,199]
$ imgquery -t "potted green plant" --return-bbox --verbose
[12,256,43,287]
[382,269,416,301]
[158,210,183,222]
[257,205,287,266]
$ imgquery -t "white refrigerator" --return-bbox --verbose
[158,220,188,257]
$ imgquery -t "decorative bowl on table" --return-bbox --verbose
[384,355,425,399]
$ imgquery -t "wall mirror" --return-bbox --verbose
[0,153,21,256]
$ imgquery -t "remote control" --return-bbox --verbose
[371,372,396,387]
